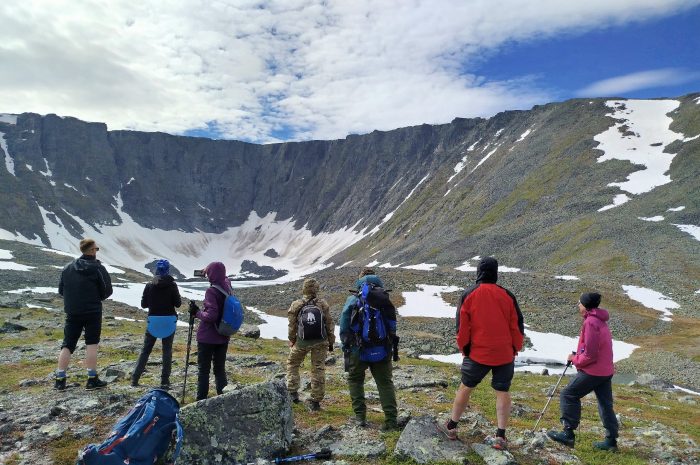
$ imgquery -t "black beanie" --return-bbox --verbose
[580,292,602,310]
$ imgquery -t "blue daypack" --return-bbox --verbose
[77,389,183,465]
[212,284,244,336]
[352,282,392,362]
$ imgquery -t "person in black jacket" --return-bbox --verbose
[55,238,113,391]
[131,259,182,389]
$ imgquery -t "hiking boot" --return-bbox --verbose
[289,391,301,404]
[547,428,575,448]
[436,419,458,440]
[485,435,508,450]
[85,376,108,390]
[593,437,618,452]
[380,421,400,432]
[349,416,367,428]
[54,377,67,391]
[130,378,139,387]
[160,382,171,391]
[305,400,321,411]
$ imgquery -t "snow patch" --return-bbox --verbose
[622,284,679,322]
[672,224,700,241]
[397,284,461,318]
[0,114,18,124]
[638,216,664,222]
[369,175,429,234]
[28,194,369,283]
[127,177,135,185]
[25,164,33,171]
[64,183,79,192]
[39,158,53,177]
[424,327,638,375]
[667,206,685,212]
[516,128,532,142]
[598,193,630,212]
[555,275,580,281]
[0,261,35,271]
[1,131,15,176]
[366,260,380,267]
[336,261,353,269]
[594,100,684,211]
[455,261,477,272]
[402,263,437,271]
[467,139,480,151]
[470,146,499,173]
[0,249,13,260]
[378,262,402,268]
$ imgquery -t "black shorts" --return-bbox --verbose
[62,313,102,353]
[460,357,515,392]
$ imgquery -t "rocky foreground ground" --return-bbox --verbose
[0,302,698,465]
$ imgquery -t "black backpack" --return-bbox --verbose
[297,299,327,341]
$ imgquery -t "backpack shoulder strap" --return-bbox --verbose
[211,284,231,296]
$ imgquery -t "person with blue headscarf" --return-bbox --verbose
[132,259,182,389]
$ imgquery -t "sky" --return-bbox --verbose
[1,1,699,143]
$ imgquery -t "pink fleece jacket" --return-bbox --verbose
[572,308,615,377]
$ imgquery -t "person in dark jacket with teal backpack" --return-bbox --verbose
[132,259,182,389]
[188,261,232,401]
[339,268,399,431]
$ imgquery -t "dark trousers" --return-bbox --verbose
[560,371,618,438]
[132,331,174,385]
[346,351,397,424]
[197,342,228,401]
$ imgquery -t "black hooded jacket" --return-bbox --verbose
[141,275,182,316]
[59,255,113,315]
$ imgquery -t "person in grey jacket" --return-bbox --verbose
[54,238,113,391]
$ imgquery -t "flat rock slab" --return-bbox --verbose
[308,424,387,458]
[472,443,517,465]
[394,415,471,464]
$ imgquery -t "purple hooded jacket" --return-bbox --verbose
[572,308,615,377]
[195,262,232,345]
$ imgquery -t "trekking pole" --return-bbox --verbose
[274,448,332,464]
[181,313,195,405]
[533,358,573,431]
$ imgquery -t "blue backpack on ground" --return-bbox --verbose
[77,388,183,465]
[351,282,393,362]
[212,284,244,336]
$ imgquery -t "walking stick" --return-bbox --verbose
[274,448,332,463]
[181,313,195,404]
[533,359,572,431]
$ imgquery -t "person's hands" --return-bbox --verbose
[288,341,295,348]
[188,301,199,316]
[567,352,575,363]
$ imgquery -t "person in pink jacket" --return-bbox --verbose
[547,292,619,452]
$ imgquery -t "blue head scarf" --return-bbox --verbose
[155,259,170,276]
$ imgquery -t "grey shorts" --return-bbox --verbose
[460,357,515,392]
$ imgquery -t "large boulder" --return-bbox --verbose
[178,380,293,464]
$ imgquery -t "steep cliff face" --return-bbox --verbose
[0,94,698,290]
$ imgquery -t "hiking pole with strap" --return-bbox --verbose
[533,358,573,431]
[274,448,332,464]
[181,310,195,404]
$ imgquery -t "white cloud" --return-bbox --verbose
[0,1,697,142]
[576,68,700,96]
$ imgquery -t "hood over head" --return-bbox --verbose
[476,257,498,284]
[302,278,319,297]
[356,274,384,289]
[73,256,101,274]
[205,262,229,289]
[585,308,610,322]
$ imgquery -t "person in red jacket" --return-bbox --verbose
[547,292,619,452]
[437,257,524,450]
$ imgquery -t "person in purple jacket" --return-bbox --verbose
[188,262,231,401]
[547,292,619,452]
